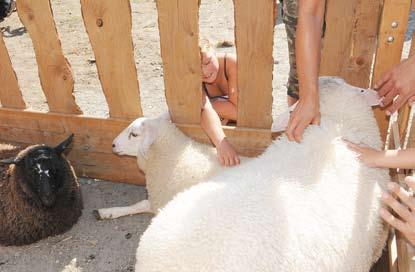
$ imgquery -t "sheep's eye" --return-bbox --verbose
[130,132,139,138]
[360,89,365,93]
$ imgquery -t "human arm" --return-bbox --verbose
[346,141,415,169]
[380,177,415,246]
[201,94,240,166]
[286,0,324,142]
[374,54,415,115]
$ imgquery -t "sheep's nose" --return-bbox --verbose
[112,144,115,148]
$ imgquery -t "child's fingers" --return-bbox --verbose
[380,208,408,233]
[387,182,415,213]
[382,192,413,223]
[405,176,415,192]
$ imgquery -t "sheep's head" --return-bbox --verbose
[0,134,74,208]
[112,113,170,158]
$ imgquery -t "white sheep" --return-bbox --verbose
[94,113,249,219]
[134,76,389,272]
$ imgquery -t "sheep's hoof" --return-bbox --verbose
[92,210,102,220]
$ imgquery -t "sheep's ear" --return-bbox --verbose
[55,134,74,155]
[0,156,21,165]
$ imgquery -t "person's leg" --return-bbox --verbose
[283,0,299,106]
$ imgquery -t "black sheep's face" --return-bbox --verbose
[0,134,74,208]
[21,147,67,207]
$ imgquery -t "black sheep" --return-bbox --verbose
[0,135,83,246]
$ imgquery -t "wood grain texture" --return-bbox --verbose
[234,0,274,129]
[0,108,144,185]
[321,0,382,88]
[0,32,26,109]
[81,0,142,119]
[177,123,272,157]
[372,0,411,142]
[16,0,81,114]
[156,0,202,124]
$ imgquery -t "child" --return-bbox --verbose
[199,38,240,167]
[346,142,415,246]
[281,0,326,142]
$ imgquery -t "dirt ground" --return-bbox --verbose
[0,0,414,271]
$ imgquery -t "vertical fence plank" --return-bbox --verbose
[156,0,201,124]
[372,0,411,142]
[0,32,26,109]
[321,0,382,88]
[234,0,274,129]
[16,0,81,114]
[81,0,142,119]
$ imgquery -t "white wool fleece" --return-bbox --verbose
[135,77,390,272]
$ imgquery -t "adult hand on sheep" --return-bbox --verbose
[374,55,415,115]
[216,138,240,167]
[380,177,415,247]
[286,97,320,143]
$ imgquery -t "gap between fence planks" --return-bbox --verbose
[0,32,25,109]
[0,108,145,185]
[81,0,142,119]
[234,0,274,129]
[156,0,202,125]
[16,0,81,115]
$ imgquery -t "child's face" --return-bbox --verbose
[201,50,219,84]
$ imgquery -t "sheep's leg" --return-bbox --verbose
[93,199,152,220]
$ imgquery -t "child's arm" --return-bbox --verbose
[286,0,325,142]
[346,141,415,169]
[201,94,240,167]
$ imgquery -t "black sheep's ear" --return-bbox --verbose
[0,156,22,165]
[55,134,74,155]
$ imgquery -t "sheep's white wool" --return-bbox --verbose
[135,77,389,272]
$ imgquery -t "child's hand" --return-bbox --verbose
[380,177,415,247]
[216,138,240,167]
[344,141,382,167]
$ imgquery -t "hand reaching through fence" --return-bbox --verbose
[374,54,415,115]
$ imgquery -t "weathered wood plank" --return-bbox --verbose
[0,108,144,185]
[234,0,274,129]
[372,0,411,142]
[321,0,382,88]
[177,123,271,157]
[16,0,81,114]
[0,32,26,109]
[156,0,201,124]
[80,0,142,119]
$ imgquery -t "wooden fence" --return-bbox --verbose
[0,0,413,184]
[0,0,415,271]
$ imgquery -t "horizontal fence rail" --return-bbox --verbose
[0,0,412,189]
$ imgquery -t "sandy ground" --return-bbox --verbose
[0,0,413,271]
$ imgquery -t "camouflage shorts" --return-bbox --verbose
[282,0,299,99]
[282,0,325,99]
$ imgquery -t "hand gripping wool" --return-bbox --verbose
[135,77,389,272]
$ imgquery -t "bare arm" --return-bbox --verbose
[286,0,325,142]
[201,94,240,166]
[346,141,415,169]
